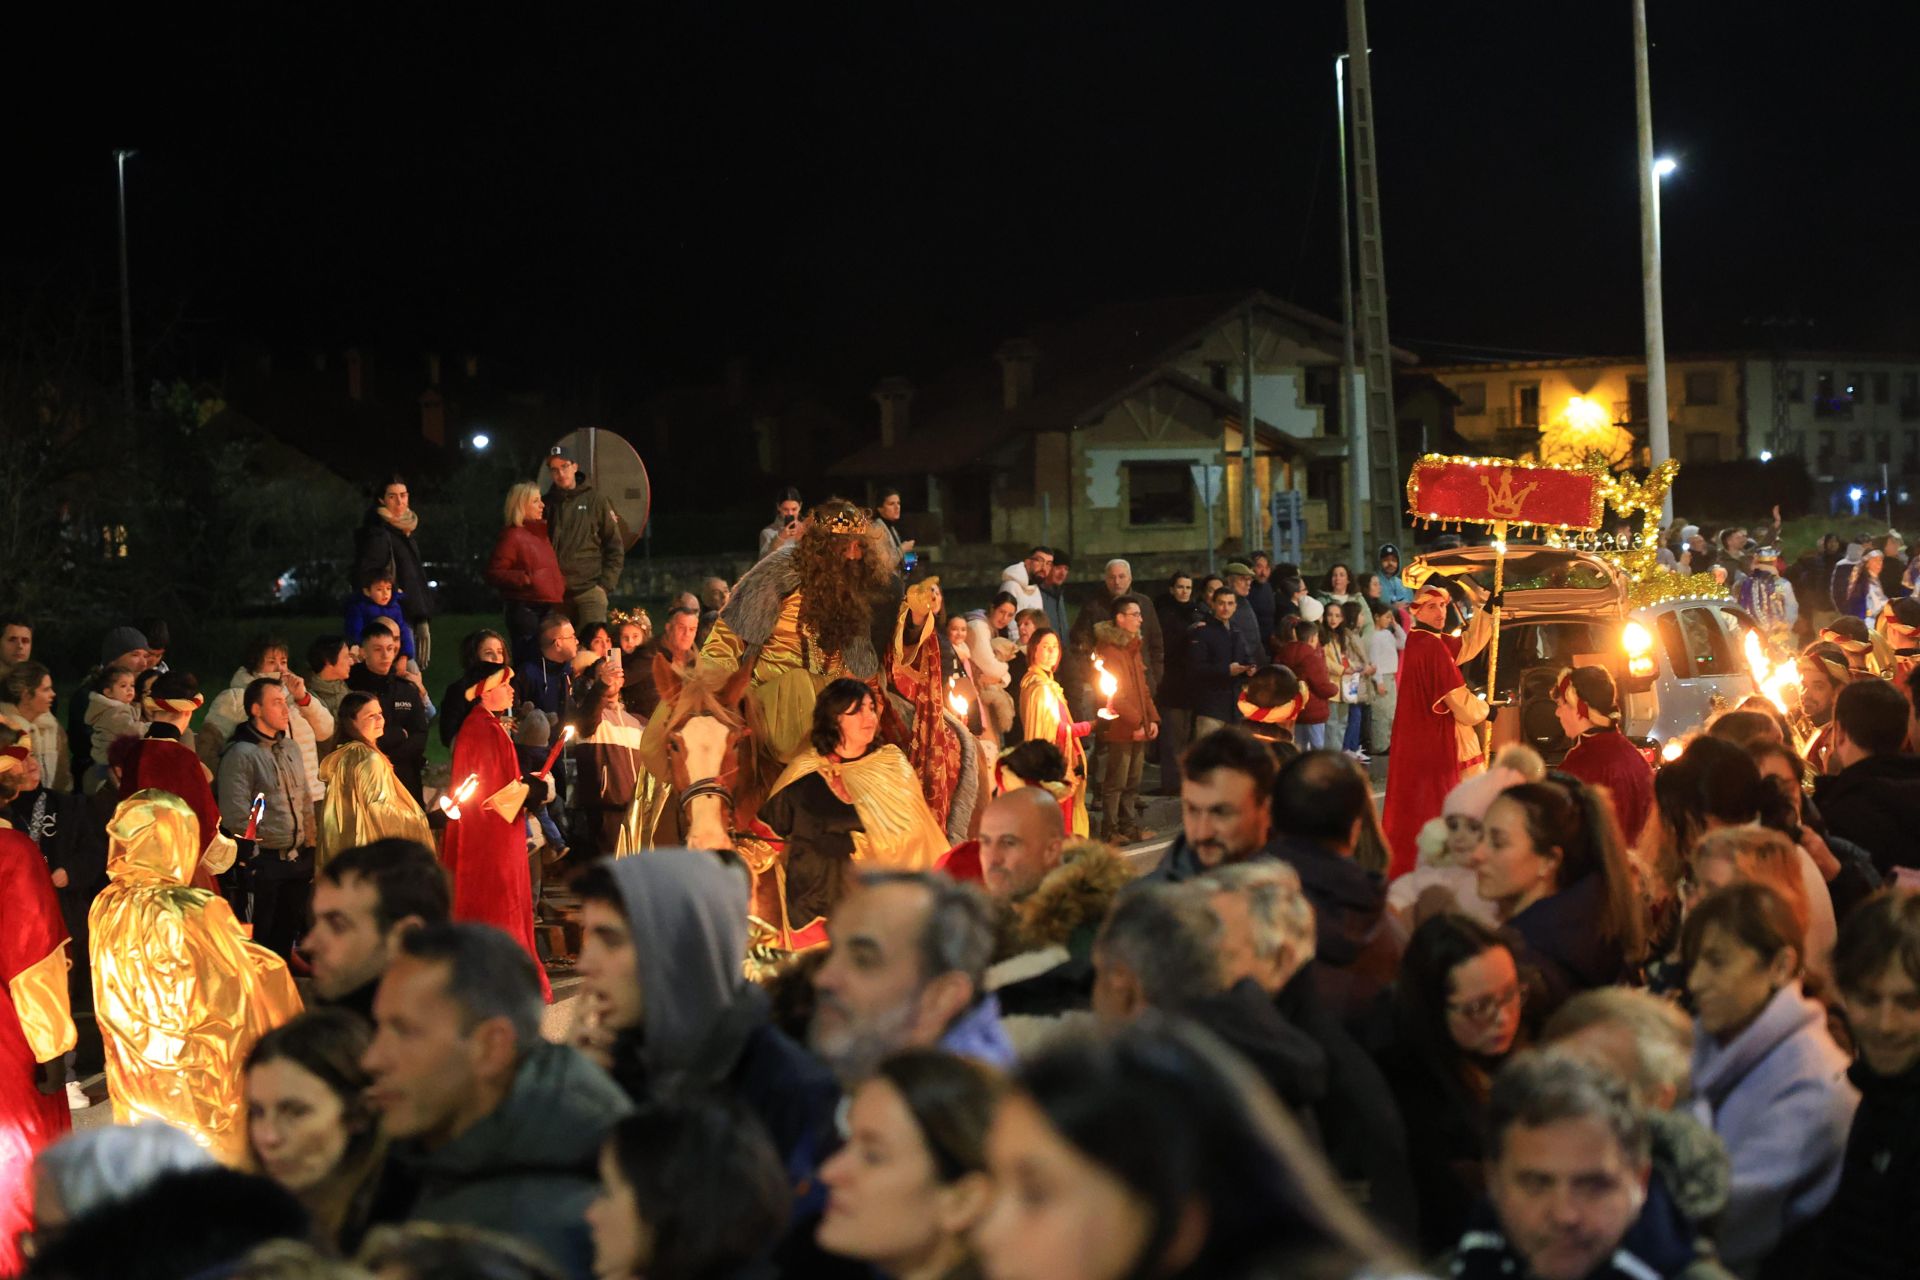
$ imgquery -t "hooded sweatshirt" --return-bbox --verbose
[604,852,838,1188]
[1269,834,1404,1030]
[394,1039,631,1280]
[1690,982,1858,1277]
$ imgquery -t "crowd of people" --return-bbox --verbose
[1,473,1919,1280]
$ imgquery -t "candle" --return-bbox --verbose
[536,724,577,779]
[438,772,481,821]
[243,792,265,841]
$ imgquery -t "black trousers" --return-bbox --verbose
[227,847,315,961]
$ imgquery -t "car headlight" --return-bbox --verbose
[1622,621,1653,657]
[1628,655,1654,677]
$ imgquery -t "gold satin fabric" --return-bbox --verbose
[768,746,948,871]
[89,790,303,1165]
[316,742,435,872]
[10,945,76,1063]
[1019,670,1090,837]
[700,595,854,763]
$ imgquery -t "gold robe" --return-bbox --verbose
[699,593,854,764]
[1019,669,1090,837]
[316,742,435,872]
[766,745,948,873]
[89,790,302,1164]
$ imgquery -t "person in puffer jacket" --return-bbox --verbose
[199,635,334,808]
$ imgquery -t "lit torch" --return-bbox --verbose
[1742,630,1802,715]
[438,772,481,821]
[1094,657,1119,720]
[946,675,970,719]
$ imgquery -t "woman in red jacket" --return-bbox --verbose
[485,482,568,664]
[1268,616,1337,749]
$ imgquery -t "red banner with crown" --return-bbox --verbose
[1405,455,1606,532]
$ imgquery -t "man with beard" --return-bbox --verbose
[693,498,901,765]
[1796,641,1853,774]
[805,871,1012,1080]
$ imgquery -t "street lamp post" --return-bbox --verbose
[1336,53,1365,568]
[114,149,136,421]
[1631,0,1672,521]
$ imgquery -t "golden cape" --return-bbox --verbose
[89,790,301,1164]
[316,741,434,872]
[767,745,948,872]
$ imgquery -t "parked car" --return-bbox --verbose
[1411,544,1759,764]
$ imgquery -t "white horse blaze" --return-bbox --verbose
[679,714,736,850]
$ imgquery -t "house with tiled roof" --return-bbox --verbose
[829,289,1417,566]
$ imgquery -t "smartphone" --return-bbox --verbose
[902,550,919,575]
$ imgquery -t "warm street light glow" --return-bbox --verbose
[1653,156,1678,178]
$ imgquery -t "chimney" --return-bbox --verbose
[426,353,442,387]
[419,389,445,446]
[995,338,1038,410]
[872,376,914,448]
[345,348,364,402]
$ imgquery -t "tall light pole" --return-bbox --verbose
[1335,53,1365,567]
[1631,1,1672,520]
[114,149,137,421]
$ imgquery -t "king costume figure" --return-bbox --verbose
[90,789,300,1165]
[0,742,75,1275]
[444,662,555,1000]
[1381,579,1494,879]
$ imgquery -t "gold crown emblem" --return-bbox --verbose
[816,505,872,535]
[1479,469,1540,521]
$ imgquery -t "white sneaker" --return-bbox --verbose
[66,1080,91,1111]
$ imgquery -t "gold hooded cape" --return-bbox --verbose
[317,741,435,871]
[89,790,302,1164]
[767,745,948,872]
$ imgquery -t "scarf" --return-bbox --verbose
[377,505,420,536]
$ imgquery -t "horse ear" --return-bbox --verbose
[653,650,683,702]
[719,659,754,710]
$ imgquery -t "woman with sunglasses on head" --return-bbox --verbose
[1378,913,1533,1257]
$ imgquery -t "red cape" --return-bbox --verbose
[122,736,221,891]
[1381,627,1467,880]
[1560,728,1655,848]
[444,711,552,1001]
[0,830,71,1274]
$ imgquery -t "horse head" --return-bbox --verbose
[655,653,759,850]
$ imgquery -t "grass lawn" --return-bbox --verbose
[1775,513,1904,560]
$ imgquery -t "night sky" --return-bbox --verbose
[10,1,1918,409]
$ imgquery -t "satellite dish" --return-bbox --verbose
[543,427,650,549]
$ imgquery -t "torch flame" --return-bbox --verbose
[561,725,577,743]
[1741,630,1802,715]
[1093,656,1119,720]
[946,675,969,718]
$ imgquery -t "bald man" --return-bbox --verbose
[978,787,1066,904]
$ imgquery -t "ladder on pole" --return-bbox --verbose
[1345,0,1401,545]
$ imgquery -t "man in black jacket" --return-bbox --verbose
[347,629,433,805]
[1812,679,1920,875]
[1201,858,1417,1245]
[1269,750,1406,1034]
[355,475,437,671]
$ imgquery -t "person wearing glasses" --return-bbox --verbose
[1379,914,1533,1257]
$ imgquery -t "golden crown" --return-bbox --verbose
[816,504,872,535]
[608,607,652,629]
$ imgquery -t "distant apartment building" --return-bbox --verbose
[1425,351,1920,501]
